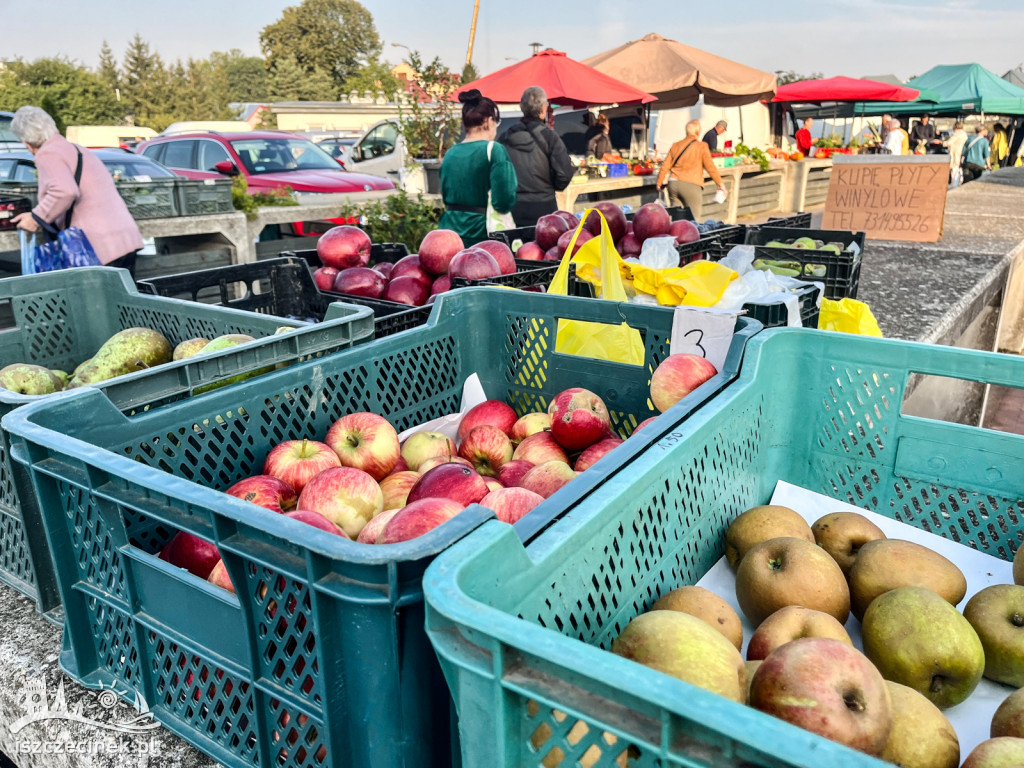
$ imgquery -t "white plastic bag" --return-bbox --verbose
[638,235,679,269]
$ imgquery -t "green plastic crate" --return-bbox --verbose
[116,177,178,219]
[424,328,1024,768]
[175,178,235,216]
[0,267,373,622]
[4,288,760,768]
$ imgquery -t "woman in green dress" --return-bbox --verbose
[437,89,518,245]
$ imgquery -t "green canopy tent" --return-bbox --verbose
[857,63,1024,116]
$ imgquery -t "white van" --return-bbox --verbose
[65,125,157,148]
[346,119,407,184]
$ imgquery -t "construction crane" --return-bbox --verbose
[466,0,480,67]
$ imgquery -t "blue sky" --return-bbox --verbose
[2,0,1022,82]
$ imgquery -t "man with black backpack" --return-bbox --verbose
[962,126,991,183]
[500,86,574,226]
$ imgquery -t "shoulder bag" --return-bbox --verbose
[29,147,101,272]
[485,141,515,233]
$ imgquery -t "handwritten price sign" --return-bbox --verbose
[823,156,949,242]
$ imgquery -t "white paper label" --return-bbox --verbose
[397,373,487,442]
[669,307,742,371]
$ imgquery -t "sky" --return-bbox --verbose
[2,0,1023,83]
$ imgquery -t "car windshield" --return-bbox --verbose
[230,138,341,175]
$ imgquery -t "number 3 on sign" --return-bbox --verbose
[669,307,741,372]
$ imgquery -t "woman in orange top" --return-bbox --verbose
[655,119,727,217]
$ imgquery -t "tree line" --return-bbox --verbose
[0,0,405,132]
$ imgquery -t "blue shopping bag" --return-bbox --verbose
[31,214,100,272]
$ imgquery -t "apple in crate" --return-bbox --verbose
[480,487,544,524]
[159,533,221,579]
[516,242,545,261]
[390,255,433,290]
[574,437,623,472]
[632,416,658,435]
[407,463,488,506]
[458,425,513,476]
[431,275,451,295]
[296,467,384,539]
[313,267,339,291]
[670,219,701,245]
[510,412,551,445]
[519,460,578,499]
[548,387,611,451]
[474,240,517,275]
[401,431,457,471]
[512,431,568,465]
[325,412,400,481]
[208,559,234,593]
[379,471,421,511]
[418,455,474,474]
[582,202,627,243]
[619,232,642,257]
[263,439,341,494]
[225,475,297,513]
[378,498,466,544]
[449,249,501,281]
[497,459,534,488]
[554,210,580,229]
[372,261,394,280]
[357,510,399,544]
[544,246,562,261]
[419,229,465,276]
[458,399,519,441]
[536,214,571,251]
[631,202,672,244]
[650,354,718,413]
[557,228,593,257]
[332,267,387,299]
[317,225,371,269]
[746,606,852,662]
[284,509,349,537]
[383,275,429,306]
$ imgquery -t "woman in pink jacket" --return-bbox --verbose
[11,106,143,274]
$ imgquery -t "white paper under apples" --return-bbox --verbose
[398,373,486,443]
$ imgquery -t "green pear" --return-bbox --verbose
[848,539,967,620]
[992,687,1024,738]
[72,358,91,377]
[862,586,984,709]
[198,334,255,354]
[764,240,788,248]
[961,737,1024,768]
[611,610,746,703]
[172,337,210,361]
[68,328,173,388]
[49,370,70,389]
[1014,545,1024,586]
[792,237,817,249]
[0,363,63,395]
[963,585,1024,686]
[880,681,959,768]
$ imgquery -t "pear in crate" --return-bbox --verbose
[173,337,210,361]
[0,363,64,394]
[199,333,256,354]
[68,328,172,388]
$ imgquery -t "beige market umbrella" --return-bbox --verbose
[582,33,776,109]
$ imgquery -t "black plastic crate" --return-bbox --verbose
[742,282,821,328]
[138,257,430,336]
[738,226,865,300]
[0,194,32,232]
[675,224,748,265]
[489,206,695,249]
[283,245,421,312]
[764,212,813,229]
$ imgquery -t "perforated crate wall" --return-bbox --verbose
[424,327,1024,768]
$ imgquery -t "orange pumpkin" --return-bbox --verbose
[789,152,804,161]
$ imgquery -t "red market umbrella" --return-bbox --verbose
[772,76,920,103]
[455,49,657,108]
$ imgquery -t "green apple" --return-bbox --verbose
[963,584,1024,686]
[961,737,1024,768]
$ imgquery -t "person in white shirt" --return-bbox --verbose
[882,120,905,155]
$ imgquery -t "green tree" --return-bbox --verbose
[260,0,382,94]
[210,49,270,103]
[98,41,120,94]
[167,58,234,121]
[0,57,121,127]
[774,70,824,86]
[461,61,479,84]
[121,35,171,130]
[395,51,462,160]
[345,57,402,98]
[267,55,337,101]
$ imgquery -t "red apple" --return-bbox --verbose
[746,606,853,662]
[225,475,297,513]
[317,225,372,269]
[393,456,409,473]
[407,462,488,506]
[418,229,465,275]
[283,509,348,537]
[430,275,451,295]
[208,559,234,593]
[516,241,545,261]
[159,532,221,579]
[548,387,611,451]
[535,214,571,251]
[474,240,517,275]
[263,439,341,495]
[417,455,475,474]
[296,467,384,539]
[510,412,551,445]
[750,638,892,756]
[401,431,457,471]
[484,478,503,493]
[632,203,672,244]
[554,210,580,229]
[669,219,701,245]
[584,202,627,243]
[325,412,400,481]
[390,255,433,290]
[332,267,387,299]
[382,275,429,306]
[313,266,339,291]
[379,471,421,511]
[480,486,544,524]
[544,246,563,261]
[631,416,658,435]
[557,228,593,257]
[378,498,465,544]
[519,460,578,499]
[449,249,501,281]
[512,431,569,465]
[618,232,642,256]
[497,459,534,488]
[458,425,513,477]
[372,261,394,280]
[459,400,519,441]
[650,354,718,413]
[574,437,624,472]
[356,509,399,544]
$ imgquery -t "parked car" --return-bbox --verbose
[315,136,358,166]
[0,112,20,152]
[0,148,179,183]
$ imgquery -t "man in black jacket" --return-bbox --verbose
[500,86,574,226]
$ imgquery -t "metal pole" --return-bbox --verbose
[465,0,480,67]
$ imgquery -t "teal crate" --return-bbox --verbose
[175,178,235,216]
[116,177,178,219]
[424,328,1024,768]
[5,288,760,768]
[0,268,372,622]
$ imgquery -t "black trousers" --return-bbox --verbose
[107,251,138,277]
[512,199,558,228]
[963,162,985,183]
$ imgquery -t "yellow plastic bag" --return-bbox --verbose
[548,209,645,365]
[628,261,737,306]
[819,298,883,336]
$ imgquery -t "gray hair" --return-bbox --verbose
[715,120,728,129]
[11,106,59,148]
[520,86,547,119]
[685,119,701,136]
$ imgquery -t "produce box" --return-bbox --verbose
[763,212,813,229]
[4,288,760,768]
[490,207,696,249]
[0,193,32,231]
[607,163,628,177]
[743,282,820,329]
[115,177,179,219]
[138,256,431,337]
[0,268,373,622]
[175,178,235,216]
[424,327,1024,768]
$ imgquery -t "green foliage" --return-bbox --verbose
[0,57,122,127]
[815,133,844,149]
[395,51,462,160]
[733,143,771,171]
[268,55,337,101]
[231,175,299,220]
[97,41,120,93]
[338,192,443,251]
[121,34,172,130]
[773,70,824,86]
[209,50,270,103]
[260,0,381,94]
[345,57,402,99]
[461,62,479,84]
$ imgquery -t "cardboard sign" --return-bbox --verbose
[823,155,949,242]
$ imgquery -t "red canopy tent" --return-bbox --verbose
[772,76,920,103]
[454,49,657,108]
